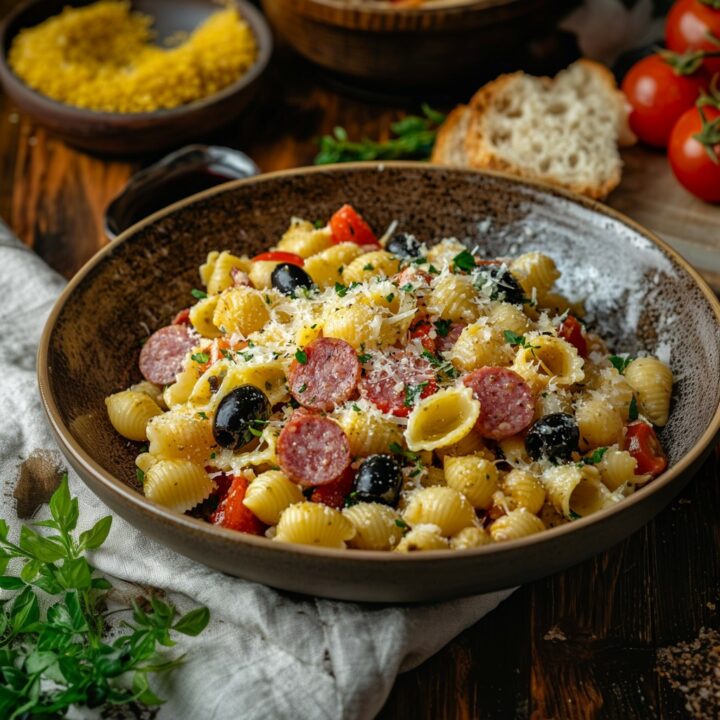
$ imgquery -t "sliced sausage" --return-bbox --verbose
[359,349,437,418]
[463,367,535,440]
[288,338,361,411]
[277,413,351,486]
[139,325,196,386]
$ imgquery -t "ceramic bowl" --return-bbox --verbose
[38,164,720,602]
[0,0,272,155]
[261,0,577,88]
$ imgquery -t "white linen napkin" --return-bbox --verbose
[0,220,513,720]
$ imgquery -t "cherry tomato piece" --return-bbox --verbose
[172,308,191,325]
[668,105,720,203]
[252,251,304,266]
[409,321,436,353]
[621,54,705,147]
[558,315,588,358]
[329,204,378,246]
[666,0,720,75]
[210,474,266,534]
[625,421,668,477]
[311,466,356,510]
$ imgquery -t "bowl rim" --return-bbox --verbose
[0,0,273,123]
[37,162,720,564]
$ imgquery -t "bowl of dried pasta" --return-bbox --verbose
[0,0,272,154]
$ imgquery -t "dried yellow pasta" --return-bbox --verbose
[402,486,475,536]
[490,509,545,542]
[343,503,402,551]
[276,219,333,257]
[624,356,673,426]
[395,525,450,552]
[213,287,270,336]
[443,455,498,509]
[274,502,355,548]
[105,390,162,441]
[243,470,303,525]
[342,250,400,284]
[144,459,215,513]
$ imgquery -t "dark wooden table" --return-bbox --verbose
[1,19,719,720]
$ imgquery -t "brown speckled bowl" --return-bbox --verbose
[38,164,720,602]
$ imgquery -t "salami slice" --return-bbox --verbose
[463,367,535,440]
[139,325,196,386]
[277,413,351,486]
[288,338,361,411]
[435,322,466,355]
[359,349,437,418]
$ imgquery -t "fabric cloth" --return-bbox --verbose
[0,221,513,720]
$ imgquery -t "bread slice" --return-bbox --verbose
[433,60,635,199]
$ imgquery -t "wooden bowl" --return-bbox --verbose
[261,0,577,88]
[38,164,720,602]
[0,0,272,155]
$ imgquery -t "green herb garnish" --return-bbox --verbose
[363,263,375,271]
[334,282,348,297]
[394,518,410,535]
[295,349,308,365]
[357,352,371,364]
[404,382,428,408]
[579,447,608,466]
[0,475,209,717]
[503,330,539,350]
[314,105,445,164]
[452,250,476,273]
[629,395,639,421]
[190,288,207,300]
[385,293,395,303]
[352,404,362,413]
[197,411,208,420]
[609,355,634,374]
[135,467,145,484]
[191,352,210,364]
[248,418,269,438]
[568,510,582,520]
[434,319,452,337]
[389,442,420,462]
[298,383,307,394]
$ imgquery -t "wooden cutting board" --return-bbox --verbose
[608,146,720,292]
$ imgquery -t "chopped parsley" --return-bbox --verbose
[313,219,325,229]
[190,288,207,300]
[433,319,452,337]
[609,355,634,374]
[191,352,210,364]
[352,403,362,413]
[363,263,375,271]
[239,350,254,362]
[197,411,208,420]
[344,491,359,508]
[579,447,608,466]
[629,395,639,421]
[452,250,476,273]
[298,383,307,393]
[404,382,428,408]
[210,452,216,459]
[503,330,539,350]
[400,283,415,293]
[427,264,440,275]
[135,467,145,484]
[220,348,234,360]
[568,510,582,520]
[412,256,428,265]
[295,348,308,365]
[248,418,269,438]
[357,352,372,364]
[385,293,395,303]
[394,518,410,534]
[389,442,420,462]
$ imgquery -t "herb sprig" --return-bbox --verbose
[314,105,446,165]
[0,476,209,717]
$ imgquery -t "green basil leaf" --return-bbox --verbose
[91,577,113,590]
[131,671,166,705]
[78,516,112,551]
[0,519,9,541]
[172,607,210,636]
[19,526,66,563]
[49,475,72,530]
[64,592,88,633]
[0,577,25,590]
[11,587,39,633]
[55,558,92,591]
[20,559,41,583]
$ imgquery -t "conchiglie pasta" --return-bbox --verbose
[144,459,215,513]
[199,251,219,287]
[511,335,584,388]
[575,398,624,450]
[450,526,492,549]
[498,435,531,465]
[502,469,545,514]
[213,287,270,336]
[129,381,166,409]
[486,302,530,335]
[342,250,400,284]
[206,251,251,295]
[434,429,492,461]
[322,302,377,349]
[248,261,279,290]
[105,390,162,441]
[135,452,157,475]
[490,508,545,542]
[243,470,303,525]
[189,295,221,338]
[624,356,673,426]
[164,363,204,409]
[303,242,364,288]
[450,323,511,371]
[509,252,560,299]
[395,525,450,552]
[402,486,475,536]
[405,386,480,452]
[335,408,404,457]
[443,455,498,509]
[426,274,479,322]
[146,412,216,463]
[274,502,355,548]
[343,503,402,550]
[541,465,613,519]
[276,219,333,257]
[425,238,467,269]
[533,388,573,420]
[599,448,640,491]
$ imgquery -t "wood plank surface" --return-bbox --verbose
[1,11,719,718]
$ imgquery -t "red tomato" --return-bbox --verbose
[558,315,588,358]
[329,204,378,246]
[621,54,705,147]
[210,475,265,534]
[409,321,436,353]
[666,0,720,75]
[311,467,355,510]
[172,308,191,325]
[668,104,720,202]
[625,421,668,477]
[252,251,304,266]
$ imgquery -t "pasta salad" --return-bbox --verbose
[106,204,674,551]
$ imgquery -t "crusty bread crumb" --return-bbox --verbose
[432,60,635,199]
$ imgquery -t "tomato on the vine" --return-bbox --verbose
[621,53,706,147]
[668,104,720,202]
[666,0,720,75]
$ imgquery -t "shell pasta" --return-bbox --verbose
[105,203,674,551]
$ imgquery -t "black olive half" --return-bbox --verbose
[271,263,314,297]
[525,413,579,462]
[387,233,422,260]
[473,265,526,305]
[213,385,271,450]
[353,454,403,506]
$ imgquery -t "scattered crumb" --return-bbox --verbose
[544,626,567,642]
[656,627,720,719]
